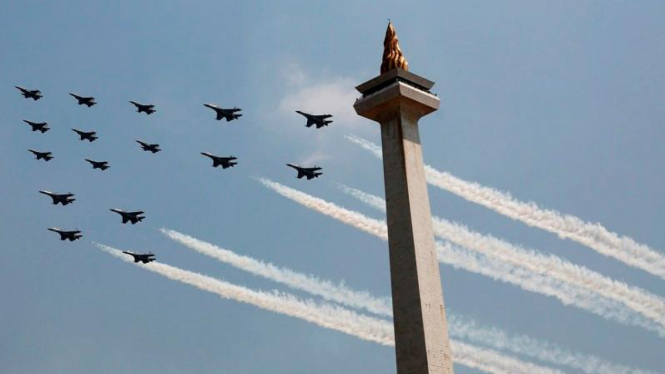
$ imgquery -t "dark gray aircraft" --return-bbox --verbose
[39,190,75,206]
[72,129,98,142]
[48,228,82,241]
[129,101,156,115]
[136,140,160,153]
[29,149,53,161]
[23,120,50,133]
[201,152,237,169]
[203,103,242,121]
[15,86,42,100]
[85,159,109,170]
[296,111,333,128]
[122,251,156,264]
[110,209,145,224]
[69,93,97,107]
[287,164,323,180]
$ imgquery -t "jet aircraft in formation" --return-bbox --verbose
[69,93,97,107]
[136,140,161,153]
[296,111,333,128]
[72,129,98,142]
[110,209,145,224]
[39,191,75,206]
[85,159,110,170]
[129,101,156,115]
[204,103,242,122]
[29,149,53,161]
[48,228,82,241]
[122,251,156,264]
[201,153,237,169]
[287,164,323,180]
[23,120,49,133]
[15,86,43,100]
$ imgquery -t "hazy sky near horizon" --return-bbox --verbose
[1,1,664,373]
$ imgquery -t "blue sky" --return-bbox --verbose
[1,1,664,373]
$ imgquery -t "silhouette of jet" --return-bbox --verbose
[136,140,160,153]
[296,111,333,128]
[23,120,49,133]
[69,93,96,107]
[15,86,42,100]
[72,129,98,142]
[122,251,156,264]
[287,164,323,180]
[39,191,75,206]
[129,101,156,115]
[201,152,237,169]
[29,149,53,161]
[203,103,242,121]
[85,159,109,170]
[48,228,82,241]
[110,209,145,224]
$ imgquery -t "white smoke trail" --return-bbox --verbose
[338,184,665,331]
[160,228,393,316]
[259,177,665,336]
[449,315,658,374]
[163,230,654,374]
[95,243,564,374]
[345,134,665,280]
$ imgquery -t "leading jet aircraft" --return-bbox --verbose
[15,86,42,100]
[69,93,97,107]
[72,129,98,142]
[287,164,323,180]
[129,101,156,115]
[23,120,50,133]
[39,191,75,206]
[136,140,160,153]
[48,228,82,241]
[28,149,53,161]
[203,103,242,122]
[122,251,156,264]
[110,209,145,224]
[296,111,333,129]
[201,152,237,169]
[85,159,109,170]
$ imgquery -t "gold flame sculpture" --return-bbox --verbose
[381,21,409,74]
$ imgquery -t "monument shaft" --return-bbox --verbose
[354,70,454,374]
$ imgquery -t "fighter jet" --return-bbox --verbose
[287,164,323,180]
[72,129,98,142]
[48,228,82,241]
[203,103,242,122]
[28,149,53,161]
[136,140,160,153]
[69,93,97,107]
[39,191,75,206]
[122,251,156,264]
[84,159,109,170]
[201,152,237,169]
[296,111,333,129]
[129,101,156,115]
[110,209,145,224]
[23,120,50,133]
[15,86,42,100]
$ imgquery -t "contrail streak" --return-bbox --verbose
[259,177,665,336]
[96,243,564,374]
[161,228,392,316]
[163,230,653,374]
[345,134,665,280]
[339,185,665,331]
[450,315,658,374]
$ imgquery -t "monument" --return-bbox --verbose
[353,22,455,374]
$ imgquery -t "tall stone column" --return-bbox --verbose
[353,23,454,374]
